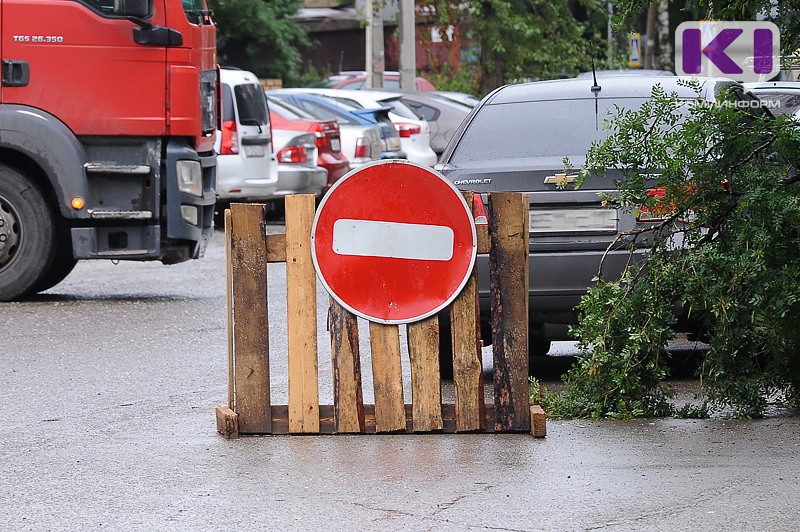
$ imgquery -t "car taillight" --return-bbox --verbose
[315,132,331,151]
[220,120,238,155]
[473,193,488,225]
[354,138,370,158]
[277,144,308,163]
[396,123,422,138]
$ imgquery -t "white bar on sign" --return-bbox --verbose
[332,219,454,261]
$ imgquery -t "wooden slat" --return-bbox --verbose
[268,404,503,435]
[265,233,287,263]
[329,299,366,433]
[476,224,489,254]
[407,316,443,432]
[451,192,485,432]
[489,192,531,432]
[229,203,271,433]
[225,209,234,409]
[286,195,320,433]
[369,322,406,432]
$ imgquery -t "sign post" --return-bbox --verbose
[311,160,477,324]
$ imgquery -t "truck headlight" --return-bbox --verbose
[177,160,203,196]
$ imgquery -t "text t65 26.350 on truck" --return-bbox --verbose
[0,0,217,300]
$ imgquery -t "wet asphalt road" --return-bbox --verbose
[2,225,800,531]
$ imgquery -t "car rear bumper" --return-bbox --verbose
[271,165,328,198]
[476,248,646,339]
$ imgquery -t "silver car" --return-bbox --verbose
[269,130,328,203]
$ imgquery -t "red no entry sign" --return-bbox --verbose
[311,160,477,324]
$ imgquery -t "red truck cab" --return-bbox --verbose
[0,0,217,300]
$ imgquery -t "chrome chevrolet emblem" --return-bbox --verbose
[543,173,578,185]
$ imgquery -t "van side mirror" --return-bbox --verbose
[114,0,152,18]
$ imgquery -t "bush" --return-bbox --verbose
[543,80,800,419]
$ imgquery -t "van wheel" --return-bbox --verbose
[0,165,56,301]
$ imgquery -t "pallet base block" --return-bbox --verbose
[216,405,239,439]
[530,405,547,438]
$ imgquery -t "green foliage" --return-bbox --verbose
[544,81,800,419]
[425,0,606,94]
[208,0,308,85]
[611,0,800,55]
[424,63,481,97]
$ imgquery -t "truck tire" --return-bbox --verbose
[0,165,56,301]
[31,242,77,293]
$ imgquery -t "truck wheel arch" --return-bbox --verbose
[0,105,89,220]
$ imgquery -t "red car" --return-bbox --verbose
[267,96,350,192]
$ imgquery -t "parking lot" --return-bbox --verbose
[2,225,799,530]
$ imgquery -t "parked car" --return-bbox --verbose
[269,89,406,162]
[269,130,328,204]
[436,75,739,360]
[292,88,437,166]
[310,71,436,91]
[432,91,481,107]
[743,81,800,118]
[389,90,472,155]
[214,68,278,220]
[267,96,350,193]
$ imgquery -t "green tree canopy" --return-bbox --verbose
[425,0,609,95]
[208,0,308,84]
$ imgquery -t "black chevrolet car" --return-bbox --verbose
[435,75,738,359]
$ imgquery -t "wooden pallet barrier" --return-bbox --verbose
[215,192,546,438]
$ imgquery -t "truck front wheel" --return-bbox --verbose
[0,165,56,301]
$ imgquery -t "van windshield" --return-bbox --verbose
[235,84,270,127]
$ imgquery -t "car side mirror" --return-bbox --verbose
[114,0,152,18]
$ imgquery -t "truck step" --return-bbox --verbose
[84,163,152,175]
[89,210,153,220]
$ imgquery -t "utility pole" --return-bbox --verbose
[644,1,657,69]
[399,0,416,90]
[365,0,384,88]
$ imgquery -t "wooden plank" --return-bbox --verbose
[477,224,489,254]
[225,209,234,409]
[215,405,239,439]
[286,194,320,433]
[407,316,443,432]
[531,405,547,438]
[489,192,531,432]
[229,203,271,434]
[451,192,485,432]
[329,299,366,433]
[369,322,406,432]
[265,233,287,263]
[268,404,503,435]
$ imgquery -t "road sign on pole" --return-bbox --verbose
[629,32,642,67]
[311,160,477,324]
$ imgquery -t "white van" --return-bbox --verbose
[214,68,278,219]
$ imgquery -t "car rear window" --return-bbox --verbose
[383,100,420,120]
[268,97,315,120]
[294,99,357,125]
[750,90,800,117]
[234,83,269,127]
[221,84,235,122]
[450,98,648,163]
